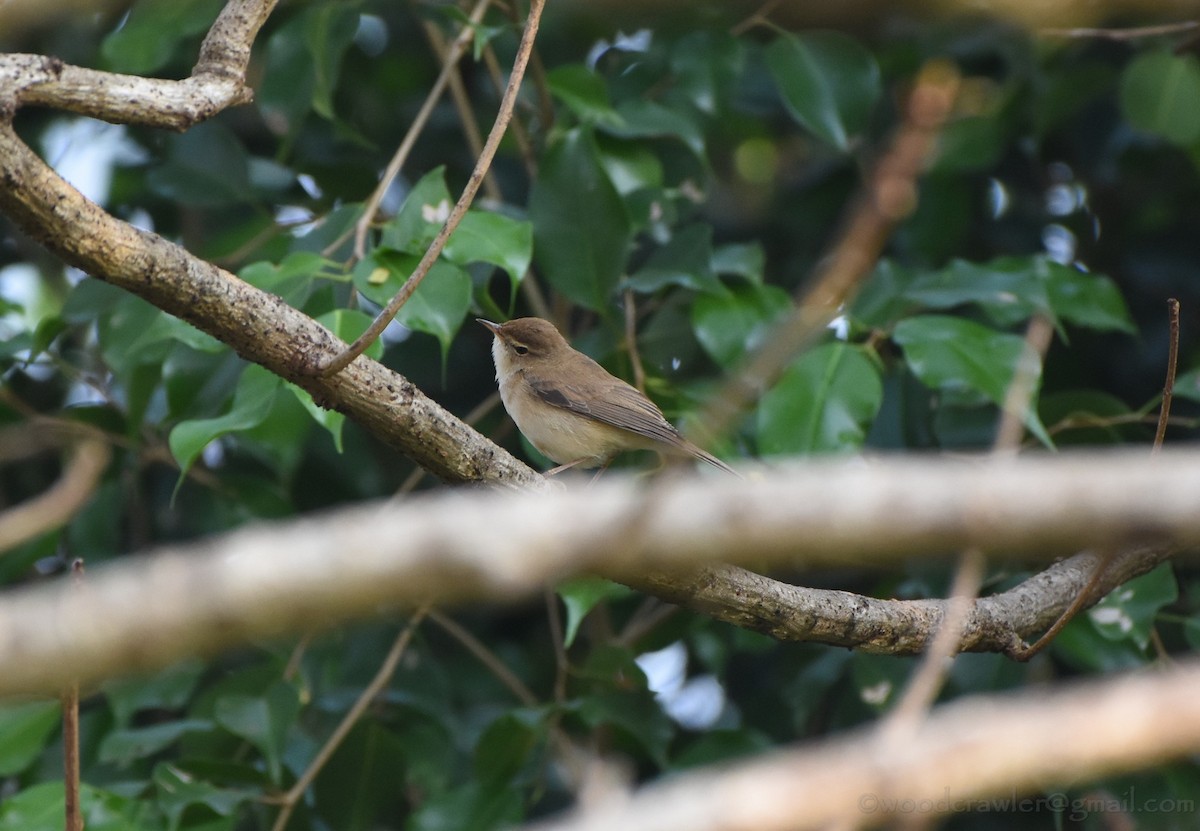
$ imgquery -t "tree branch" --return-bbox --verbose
[521,658,1200,831]
[0,450,1193,696]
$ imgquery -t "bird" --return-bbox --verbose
[478,317,736,475]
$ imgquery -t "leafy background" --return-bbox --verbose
[2,1,1200,829]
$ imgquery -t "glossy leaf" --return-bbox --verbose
[288,309,384,450]
[443,210,533,293]
[558,577,633,648]
[757,343,883,455]
[380,166,453,254]
[626,224,727,296]
[766,32,881,152]
[213,681,301,784]
[168,364,282,478]
[893,315,1052,446]
[473,710,548,785]
[103,659,207,727]
[711,242,765,284]
[1120,51,1200,146]
[99,719,212,766]
[100,0,222,74]
[352,251,471,358]
[305,3,359,120]
[1086,563,1177,650]
[0,701,60,777]
[546,65,623,127]
[153,763,254,831]
[529,128,631,311]
[692,282,790,369]
[0,782,164,831]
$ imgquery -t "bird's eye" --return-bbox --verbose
[513,344,529,356]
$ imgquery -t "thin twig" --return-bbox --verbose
[419,11,503,203]
[62,559,85,831]
[321,0,546,376]
[623,289,646,393]
[691,61,961,447]
[345,0,493,262]
[1010,300,1183,661]
[269,605,430,831]
[1153,298,1180,453]
[885,314,1054,737]
[730,0,784,36]
[429,608,538,705]
[545,587,570,704]
[0,434,110,554]
[1040,21,1199,39]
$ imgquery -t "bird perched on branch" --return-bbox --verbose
[479,317,735,476]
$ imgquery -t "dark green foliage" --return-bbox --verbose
[2,2,1200,829]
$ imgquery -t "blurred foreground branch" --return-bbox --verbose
[523,658,1200,831]
[0,450,1195,697]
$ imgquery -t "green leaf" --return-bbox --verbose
[213,681,301,784]
[103,659,207,727]
[757,343,883,455]
[574,690,674,767]
[0,782,165,831]
[99,719,212,767]
[153,763,254,831]
[1120,51,1200,146]
[626,224,727,296]
[168,364,282,477]
[607,99,706,157]
[557,577,633,648]
[305,3,360,120]
[443,210,533,296]
[851,259,919,329]
[596,136,664,195]
[240,251,345,306]
[766,32,881,152]
[147,123,253,208]
[351,252,471,359]
[691,282,790,369]
[529,128,631,311]
[711,242,765,284]
[380,167,453,254]
[546,65,624,127]
[672,729,773,770]
[406,781,523,831]
[902,257,1053,328]
[100,0,223,74]
[473,710,548,785]
[893,315,1052,447]
[0,700,60,777]
[1086,563,1178,650]
[287,308,385,449]
[1041,262,1136,334]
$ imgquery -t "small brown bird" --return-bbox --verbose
[478,317,735,475]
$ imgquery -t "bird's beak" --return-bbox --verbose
[476,318,502,337]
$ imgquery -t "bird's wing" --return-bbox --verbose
[525,373,685,446]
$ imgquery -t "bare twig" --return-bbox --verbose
[885,314,1055,737]
[623,289,647,393]
[322,0,547,376]
[429,608,538,705]
[345,0,493,262]
[1010,301,1183,661]
[62,559,85,831]
[1040,21,1200,40]
[269,605,430,831]
[0,434,110,554]
[1152,298,1181,453]
[693,61,961,447]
